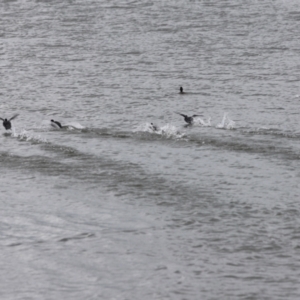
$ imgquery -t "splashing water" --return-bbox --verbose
[63,122,85,130]
[40,120,85,130]
[193,116,212,127]
[159,123,185,139]
[135,123,185,139]
[11,128,47,143]
[216,113,236,129]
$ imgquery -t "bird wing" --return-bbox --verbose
[175,112,187,118]
[0,117,4,121]
[56,122,63,128]
[51,122,61,129]
[9,114,19,121]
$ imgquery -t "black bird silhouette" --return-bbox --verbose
[51,119,62,129]
[179,87,185,94]
[176,112,201,125]
[0,114,19,130]
[150,123,158,131]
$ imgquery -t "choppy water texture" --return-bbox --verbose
[1,0,300,299]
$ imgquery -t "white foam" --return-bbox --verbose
[63,122,85,130]
[216,113,236,130]
[159,123,185,138]
[135,123,185,139]
[134,123,156,133]
[11,128,47,143]
[42,120,85,130]
[192,116,212,127]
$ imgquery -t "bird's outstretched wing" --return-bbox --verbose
[9,114,19,121]
[0,117,4,121]
[175,112,187,118]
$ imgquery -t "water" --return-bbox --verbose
[1,0,300,299]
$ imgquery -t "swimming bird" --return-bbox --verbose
[51,119,62,129]
[176,112,201,125]
[0,114,19,130]
[179,87,185,94]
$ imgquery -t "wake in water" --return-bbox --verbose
[191,113,235,129]
[10,128,47,143]
[174,112,235,129]
[136,113,235,139]
[135,123,185,139]
[41,120,85,130]
[60,122,85,130]
[191,116,212,127]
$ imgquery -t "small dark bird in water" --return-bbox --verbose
[150,123,158,131]
[0,114,19,130]
[51,119,62,129]
[176,112,201,125]
[179,87,185,94]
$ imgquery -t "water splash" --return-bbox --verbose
[159,123,185,138]
[63,122,85,130]
[216,113,236,130]
[192,116,212,127]
[11,128,47,143]
[135,123,185,139]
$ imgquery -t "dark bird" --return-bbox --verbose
[51,119,62,129]
[179,87,185,94]
[176,112,201,125]
[150,123,158,131]
[0,114,19,130]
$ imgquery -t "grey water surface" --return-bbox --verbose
[1,0,300,299]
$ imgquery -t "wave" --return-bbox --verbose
[239,127,300,140]
[0,142,210,204]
